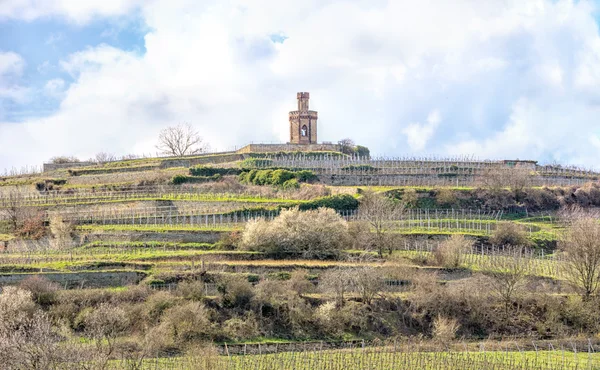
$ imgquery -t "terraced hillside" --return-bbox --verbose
[1,152,600,369]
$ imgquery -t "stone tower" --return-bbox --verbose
[289,92,318,144]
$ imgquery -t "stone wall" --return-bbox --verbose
[236,143,339,154]
[43,161,94,172]
[82,230,224,243]
[159,153,243,169]
[0,271,146,289]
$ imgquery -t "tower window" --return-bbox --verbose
[301,125,307,137]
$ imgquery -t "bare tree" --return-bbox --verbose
[49,156,80,164]
[84,304,130,369]
[485,247,529,316]
[156,123,208,157]
[560,216,600,298]
[351,267,384,305]
[94,152,116,164]
[358,190,405,257]
[319,268,353,308]
[337,138,355,155]
[0,287,66,370]
[479,167,532,194]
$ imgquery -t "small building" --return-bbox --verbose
[289,92,318,144]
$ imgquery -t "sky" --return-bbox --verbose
[1,0,600,171]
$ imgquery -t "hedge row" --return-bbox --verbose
[172,174,222,185]
[238,169,317,188]
[189,166,243,176]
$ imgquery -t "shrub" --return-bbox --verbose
[160,302,211,343]
[299,194,359,212]
[175,280,205,301]
[402,188,418,207]
[18,276,59,306]
[355,145,370,158]
[145,291,177,322]
[436,188,457,207]
[271,169,296,185]
[218,276,254,308]
[432,315,460,342]
[223,314,259,340]
[282,178,300,190]
[189,166,241,176]
[172,174,222,185]
[489,222,529,247]
[172,174,189,185]
[239,168,317,187]
[241,207,350,259]
[434,235,473,269]
[296,170,318,183]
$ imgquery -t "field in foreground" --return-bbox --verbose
[106,348,599,370]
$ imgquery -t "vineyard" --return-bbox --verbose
[102,342,600,370]
[1,150,600,370]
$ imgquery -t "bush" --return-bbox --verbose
[160,302,212,343]
[355,145,370,158]
[296,170,318,183]
[218,276,254,308]
[271,169,296,185]
[240,207,350,259]
[18,276,59,306]
[172,175,189,185]
[402,188,419,207]
[434,235,473,269]
[175,280,205,301]
[189,166,241,176]
[222,314,259,340]
[436,188,457,207]
[282,178,300,190]
[299,194,359,212]
[489,222,529,247]
[432,315,460,342]
[172,174,222,185]
[239,168,317,187]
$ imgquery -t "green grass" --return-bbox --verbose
[0,233,13,242]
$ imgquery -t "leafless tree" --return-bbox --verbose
[485,247,529,315]
[560,216,600,298]
[351,267,384,305]
[337,138,356,155]
[319,268,353,308]
[84,304,130,369]
[0,287,67,370]
[49,156,80,164]
[94,152,116,164]
[479,167,532,194]
[358,190,406,257]
[156,123,208,157]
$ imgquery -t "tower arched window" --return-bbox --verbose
[301,125,308,137]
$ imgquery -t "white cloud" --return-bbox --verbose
[0,51,28,103]
[0,0,143,23]
[402,110,441,152]
[3,0,600,169]
[43,78,66,98]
